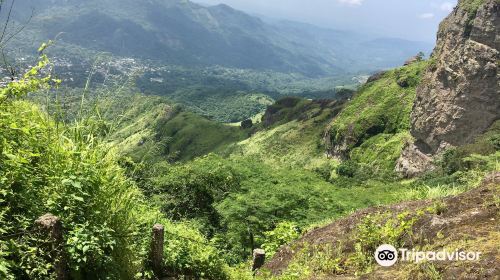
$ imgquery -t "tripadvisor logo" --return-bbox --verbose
[374,244,481,267]
[375,244,398,266]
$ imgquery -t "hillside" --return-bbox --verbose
[1,0,499,279]
[262,172,499,279]
[258,1,500,278]
[34,87,249,163]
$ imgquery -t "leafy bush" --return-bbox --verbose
[336,160,360,178]
[349,212,418,272]
[261,222,301,258]
[146,154,241,235]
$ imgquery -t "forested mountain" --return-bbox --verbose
[13,0,431,76]
[4,0,434,123]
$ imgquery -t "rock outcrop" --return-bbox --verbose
[397,0,500,177]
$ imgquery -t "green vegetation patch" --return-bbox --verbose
[168,87,274,123]
[350,132,412,175]
[327,61,427,157]
[0,55,230,279]
[154,110,247,162]
[231,97,344,171]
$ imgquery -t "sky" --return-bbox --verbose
[194,0,458,43]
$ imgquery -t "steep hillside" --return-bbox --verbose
[256,1,500,278]
[45,89,249,162]
[397,0,500,177]
[324,60,428,176]
[262,172,499,279]
[230,97,346,170]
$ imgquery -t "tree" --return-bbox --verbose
[416,51,425,61]
[241,119,253,129]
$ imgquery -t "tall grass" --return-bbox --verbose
[0,48,230,279]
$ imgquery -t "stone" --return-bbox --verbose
[397,0,500,177]
[252,248,266,271]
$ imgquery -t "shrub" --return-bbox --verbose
[261,222,301,258]
[336,161,360,178]
[349,212,418,272]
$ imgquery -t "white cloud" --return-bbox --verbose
[440,2,455,12]
[419,13,435,19]
[338,0,363,6]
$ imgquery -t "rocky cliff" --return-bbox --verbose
[396,0,500,177]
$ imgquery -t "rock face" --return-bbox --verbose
[397,0,500,177]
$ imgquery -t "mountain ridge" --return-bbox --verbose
[12,0,433,76]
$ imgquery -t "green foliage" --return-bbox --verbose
[398,153,495,202]
[350,132,412,176]
[400,184,466,201]
[0,55,229,279]
[0,43,60,102]
[66,223,116,272]
[436,121,500,175]
[43,89,249,163]
[327,61,427,160]
[349,212,418,272]
[336,160,360,178]
[261,222,301,258]
[154,109,247,161]
[167,87,274,123]
[146,155,241,234]
[232,98,344,171]
[161,222,230,280]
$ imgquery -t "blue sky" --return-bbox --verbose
[195,0,458,43]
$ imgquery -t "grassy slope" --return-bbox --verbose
[46,90,249,163]
[229,98,343,170]
[326,61,427,175]
[230,61,426,178]
[224,59,499,278]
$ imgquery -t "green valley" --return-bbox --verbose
[1,0,499,279]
